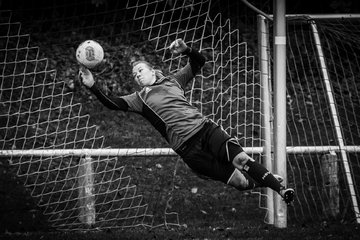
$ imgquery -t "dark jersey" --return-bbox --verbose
[89,48,206,150]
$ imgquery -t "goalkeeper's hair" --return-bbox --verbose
[131,60,164,79]
[132,60,152,68]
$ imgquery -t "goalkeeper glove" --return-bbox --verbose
[79,66,95,88]
[169,38,188,54]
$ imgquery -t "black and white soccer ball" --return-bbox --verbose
[76,40,104,69]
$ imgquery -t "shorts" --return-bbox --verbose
[175,120,244,183]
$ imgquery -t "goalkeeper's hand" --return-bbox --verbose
[79,66,95,88]
[169,38,188,54]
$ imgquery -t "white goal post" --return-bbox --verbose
[258,12,360,226]
[1,146,360,157]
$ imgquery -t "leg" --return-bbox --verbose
[232,151,282,192]
[184,120,294,204]
[179,126,258,190]
[227,168,258,191]
[226,140,295,204]
[227,168,287,190]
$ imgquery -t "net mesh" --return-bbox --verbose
[0,0,265,230]
[284,17,360,222]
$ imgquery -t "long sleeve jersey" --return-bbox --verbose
[89,48,206,150]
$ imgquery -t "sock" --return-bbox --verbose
[243,160,282,193]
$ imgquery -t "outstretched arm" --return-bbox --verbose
[169,39,206,87]
[79,67,129,111]
[169,39,206,75]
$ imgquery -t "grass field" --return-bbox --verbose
[1,149,360,239]
[1,219,359,239]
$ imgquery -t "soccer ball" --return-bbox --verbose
[76,40,104,69]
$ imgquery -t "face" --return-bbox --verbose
[132,62,156,87]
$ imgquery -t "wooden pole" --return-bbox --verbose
[322,152,339,218]
[78,156,96,226]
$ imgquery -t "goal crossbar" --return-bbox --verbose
[270,14,360,20]
[1,146,360,157]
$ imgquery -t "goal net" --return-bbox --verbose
[283,16,360,223]
[0,0,266,230]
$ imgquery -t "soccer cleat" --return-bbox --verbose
[281,188,295,205]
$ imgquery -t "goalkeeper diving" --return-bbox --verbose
[79,39,295,206]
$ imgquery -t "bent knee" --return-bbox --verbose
[224,138,251,168]
[232,151,253,170]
